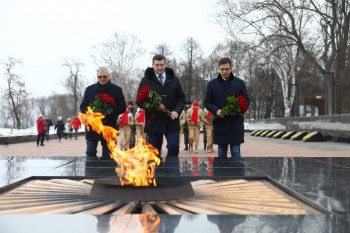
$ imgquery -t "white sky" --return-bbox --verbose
[0,0,225,97]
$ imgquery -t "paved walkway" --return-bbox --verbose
[1,133,349,157]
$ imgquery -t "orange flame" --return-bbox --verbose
[110,215,161,233]
[79,107,160,186]
[116,138,160,186]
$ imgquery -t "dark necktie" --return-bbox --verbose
[159,75,164,85]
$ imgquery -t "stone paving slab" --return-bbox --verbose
[0,133,349,157]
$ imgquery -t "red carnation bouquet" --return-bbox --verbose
[220,95,248,116]
[136,85,171,116]
[212,95,248,121]
[91,93,116,116]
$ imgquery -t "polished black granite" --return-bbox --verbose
[0,156,349,232]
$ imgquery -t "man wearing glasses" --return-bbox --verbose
[204,58,250,159]
[80,67,126,160]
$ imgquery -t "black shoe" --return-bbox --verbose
[41,144,45,146]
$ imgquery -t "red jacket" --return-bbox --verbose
[37,118,46,134]
[70,117,81,129]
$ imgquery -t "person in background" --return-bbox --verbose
[137,54,185,157]
[65,118,73,139]
[80,66,126,160]
[134,107,146,145]
[202,108,214,153]
[202,122,207,150]
[186,100,203,153]
[117,106,134,151]
[70,115,82,140]
[127,100,137,148]
[45,116,53,141]
[204,57,250,158]
[179,100,191,150]
[54,116,66,142]
[36,115,46,146]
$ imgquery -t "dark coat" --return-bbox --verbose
[54,121,65,135]
[45,118,53,129]
[80,80,126,141]
[204,73,250,145]
[138,67,185,134]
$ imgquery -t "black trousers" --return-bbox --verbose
[183,127,189,145]
[37,133,45,145]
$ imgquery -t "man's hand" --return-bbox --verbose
[216,109,221,116]
[170,111,178,120]
[156,104,165,111]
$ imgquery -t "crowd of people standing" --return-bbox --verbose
[36,115,82,146]
[37,56,249,159]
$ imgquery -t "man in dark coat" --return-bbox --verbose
[137,54,185,157]
[204,57,250,158]
[80,67,126,160]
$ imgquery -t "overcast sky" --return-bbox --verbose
[0,0,225,97]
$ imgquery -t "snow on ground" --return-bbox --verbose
[0,122,258,137]
[0,127,37,137]
[246,123,285,131]
[0,127,85,137]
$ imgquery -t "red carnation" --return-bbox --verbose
[136,85,151,104]
[136,85,171,126]
[237,95,248,114]
[91,93,116,116]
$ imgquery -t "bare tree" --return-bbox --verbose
[92,32,144,101]
[216,0,350,114]
[179,37,203,101]
[1,57,31,129]
[209,40,248,77]
[152,43,174,67]
[63,59,86,115]
[32,93,76,129]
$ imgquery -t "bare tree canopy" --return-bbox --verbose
[216,0,350,114]
[63,58,86,115]
[1,57,32,129]
[178,37,203,102]
[92,32,144,101]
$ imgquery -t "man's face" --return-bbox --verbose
[97,70,110,85]
[219,63,232,79]
[153,59,166,75]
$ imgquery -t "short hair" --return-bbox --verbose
[219,57,232,67]
[152,54,166,64]
[97,66,110,74]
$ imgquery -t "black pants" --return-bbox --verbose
[37,133,45,145]
[183,128,189,145]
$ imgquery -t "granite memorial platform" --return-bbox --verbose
[0,155,349,232]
